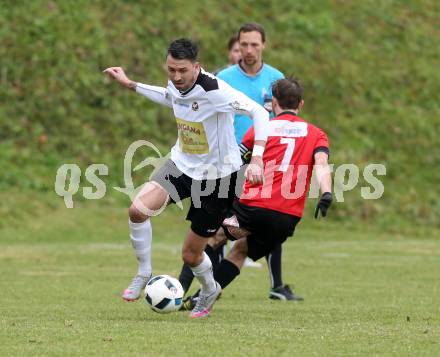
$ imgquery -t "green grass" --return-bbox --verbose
[1,199,439,356]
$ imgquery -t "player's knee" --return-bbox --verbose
[128,202,147,223]
[232,238,248,257]
[181,248,198,267]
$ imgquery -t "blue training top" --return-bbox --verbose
[217,62,284,143]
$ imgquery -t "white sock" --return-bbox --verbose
[129,219,152,277]
[190,252,216,295]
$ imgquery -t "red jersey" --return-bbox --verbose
[240,111,329,217]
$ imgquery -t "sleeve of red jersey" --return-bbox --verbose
[242,127,255,149]
[313,128,330,156]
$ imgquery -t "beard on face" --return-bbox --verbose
[244,56,257,65]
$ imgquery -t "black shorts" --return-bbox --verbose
[150,159,238,237]
[227,200,301,261]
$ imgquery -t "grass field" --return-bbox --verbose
[1,199,439,356]
[2,1,439,355]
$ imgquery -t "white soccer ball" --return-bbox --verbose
[144,275,184,313]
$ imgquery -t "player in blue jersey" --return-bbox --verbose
[217,23,302,301]
[217,24,283,143]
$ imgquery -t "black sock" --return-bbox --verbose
[266,243,283,289]
[178,264,194,294]
[205,244,216,264]
[217,244,225,261]
[211,244,226,272]
[214,259,240,289]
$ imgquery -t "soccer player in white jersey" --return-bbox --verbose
[103,38,269,318]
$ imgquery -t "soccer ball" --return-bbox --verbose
[144,275,184,313]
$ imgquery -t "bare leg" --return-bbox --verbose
[225,237,248,270]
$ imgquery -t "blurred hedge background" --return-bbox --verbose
[1,0,439,230]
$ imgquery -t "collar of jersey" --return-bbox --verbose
[179,69,204,96]
[277,110,300,118]
[237,60,265,77]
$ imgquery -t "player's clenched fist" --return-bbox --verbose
[245,156,264,185]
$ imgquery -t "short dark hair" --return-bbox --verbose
[227,34,238,51]
[272,77,303,109]
[238,23,266,43]
[167,38,198,61]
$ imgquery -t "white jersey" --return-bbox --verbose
[136,69,269,180]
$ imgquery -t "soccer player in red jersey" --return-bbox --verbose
[212,77,333,293]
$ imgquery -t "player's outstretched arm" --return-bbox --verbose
[103,67,136,90]
[314,152,332,218]
[103,67,172,108]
